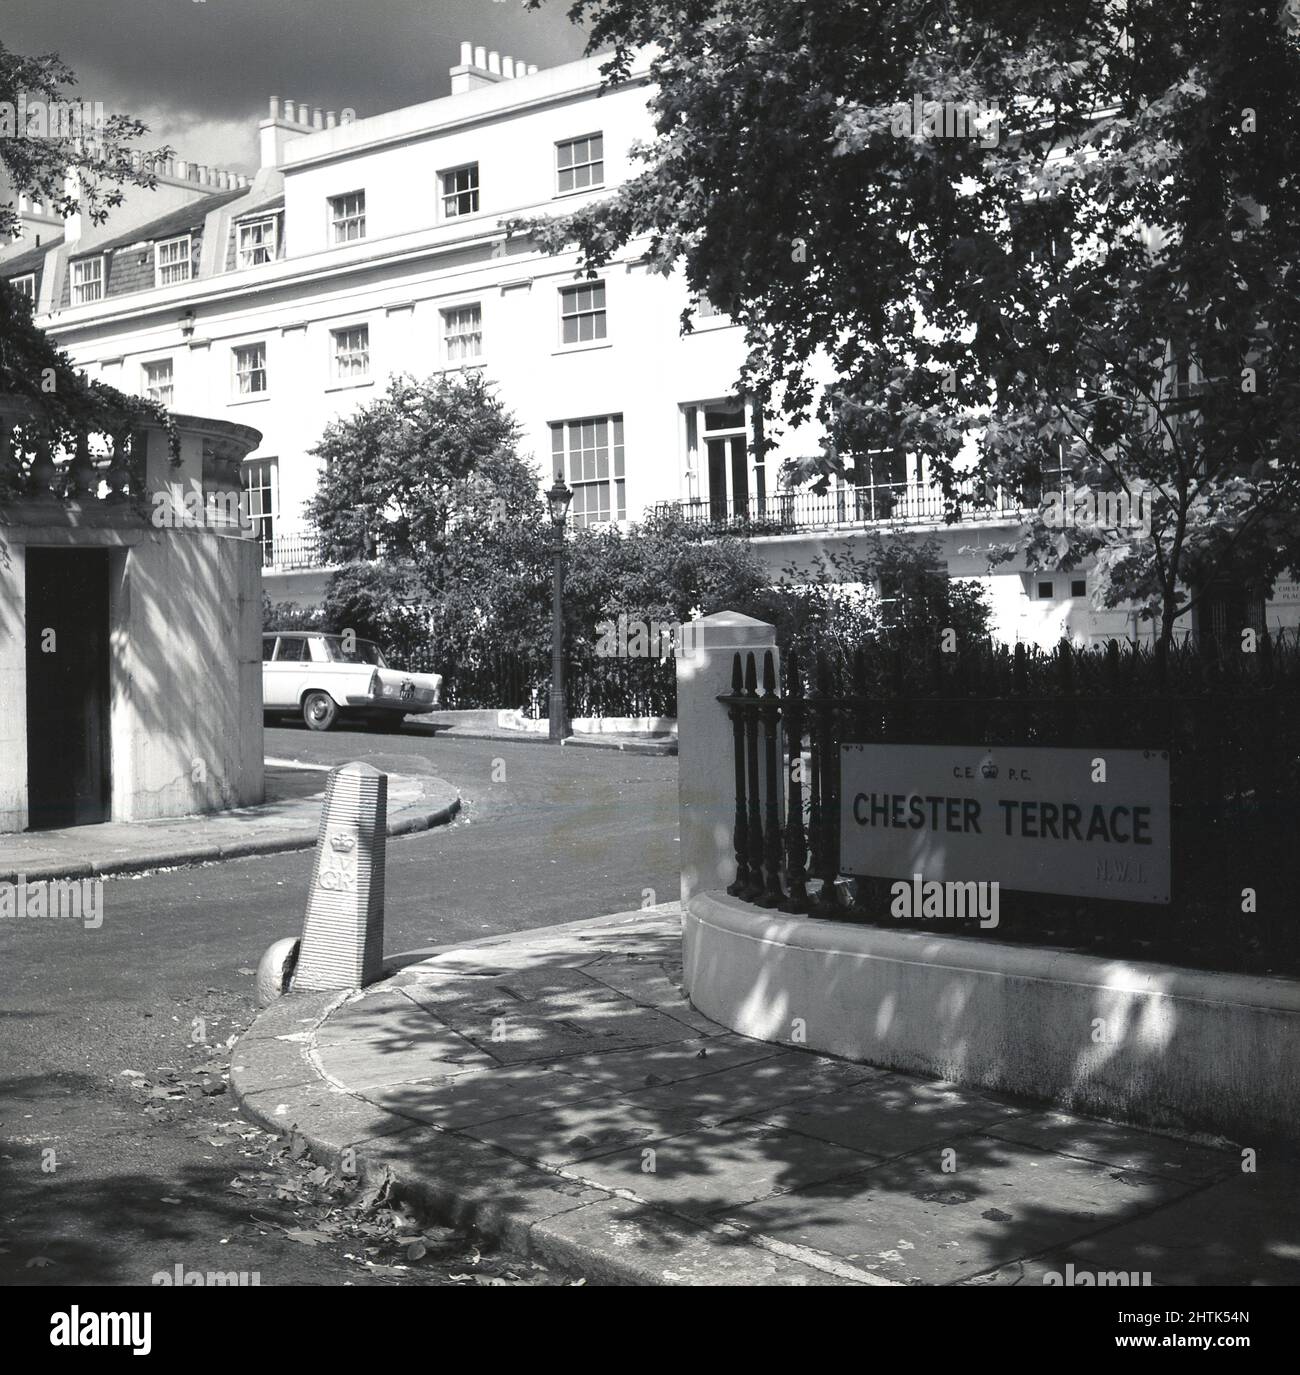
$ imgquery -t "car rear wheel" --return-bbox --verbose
[302,691,338,731]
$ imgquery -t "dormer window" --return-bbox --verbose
[156,235,193,287]
[238,214,283,268]
[71,256,103,304]
[10,273,35,300]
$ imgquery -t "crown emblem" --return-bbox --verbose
[980,760,999,779]
[329,833,357,853]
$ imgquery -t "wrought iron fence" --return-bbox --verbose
[719,639,1300,976]
[430,648,677,717]
[654,481,1026,533]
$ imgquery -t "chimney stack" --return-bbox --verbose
[452,39,535,93]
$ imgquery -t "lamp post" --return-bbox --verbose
[546,472,573,743]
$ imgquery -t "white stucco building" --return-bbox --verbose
[6,40,1297,646]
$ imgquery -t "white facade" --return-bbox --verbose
[8,42,1297,646]
[16,50,797,567]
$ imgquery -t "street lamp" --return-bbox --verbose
[546,472,573,743]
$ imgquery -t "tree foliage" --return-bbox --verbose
[522,0,1300,647]
[0,39,174,456]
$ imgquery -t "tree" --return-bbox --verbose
[1,39,172,462]
[306,371,553,684]
[307,371,533,563]
[521,0,1300,650]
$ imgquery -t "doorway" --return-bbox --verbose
[25,547,112,829]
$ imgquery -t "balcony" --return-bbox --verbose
[261,529,330,571]
[653,481,1028,534]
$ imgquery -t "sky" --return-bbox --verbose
[2,0,591,174]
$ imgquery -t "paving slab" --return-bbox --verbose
[569,1119,877,1218]
[231,905,1300,1287]
[740,1074,1029,1159]
[366,1064,613,1130]
[616,1050,887,1128]
[983,1110,1235,1186]
[461,1095,705,1168]
[558,1034,784,1095]
[719,1134,1193,1286]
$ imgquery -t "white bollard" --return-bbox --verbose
[292,761,388,990]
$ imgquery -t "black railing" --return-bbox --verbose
[719,640,1300,976]
[429,647,678,717]
[656,481,1026,533]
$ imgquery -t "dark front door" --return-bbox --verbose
[25,548,112,829]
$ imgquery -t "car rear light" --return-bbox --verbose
[368,671,382,697]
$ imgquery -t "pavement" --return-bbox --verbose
[423,711,677,756]
[231,906,1300,1287]
[0,761,461,883]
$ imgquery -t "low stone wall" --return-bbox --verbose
[684,890,1300,1144]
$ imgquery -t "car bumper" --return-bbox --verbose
[344,696,437,714]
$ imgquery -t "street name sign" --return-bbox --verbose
[840,743,1170,903]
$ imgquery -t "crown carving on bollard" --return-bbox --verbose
[293,761,388,991]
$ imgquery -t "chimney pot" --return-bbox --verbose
[297,101,310,124]
[488,51,501,74]
[474,45,487,68]
[269,96,280,119]
[326,110,337,128]
[460,41,473,65]
[283,99,296,122]
[312,107,324,128]
[527,64,539,76]
[175,159,188,178]
[502,56,515,78]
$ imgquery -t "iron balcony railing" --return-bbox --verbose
[261,529,329,571]
[654,481,1028,532]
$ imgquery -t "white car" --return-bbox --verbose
[262,631,442,732]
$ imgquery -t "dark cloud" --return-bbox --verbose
[3,0,590,170]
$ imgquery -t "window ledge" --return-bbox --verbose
[553,340,613,357]
[552,185,606,201]
[324,378,375,393]
[433,360,488,375]
[229,393,271,406]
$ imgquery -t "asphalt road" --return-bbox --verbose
[0,726,679,1286]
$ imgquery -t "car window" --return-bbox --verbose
[307,637,332,664]
[320,635,385,666]
[275,636,307,662]
[262,637,277,662]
